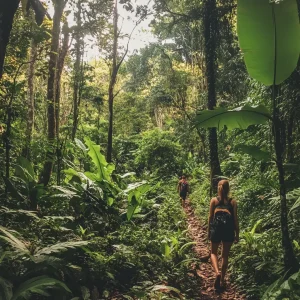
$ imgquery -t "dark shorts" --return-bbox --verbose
[210,225,235,243]
[180,191,187,200]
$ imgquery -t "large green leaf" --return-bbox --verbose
[194,105,271,130]
[12,276,71,300]
[74,138,88,152]
[85,139,110,181]
[15,156,35,183]
[237,0,300,85]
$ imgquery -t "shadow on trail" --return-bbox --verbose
[183,199,245,300]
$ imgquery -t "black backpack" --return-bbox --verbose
[212,197,234,229]
[181,181,188,193]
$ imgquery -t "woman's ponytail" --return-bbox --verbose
[218,180,230,202]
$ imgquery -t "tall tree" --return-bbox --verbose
[203,0,222,192]
[71,0,83,140]
[55,20,70,185]
[40,0,68,185]
[55,20,70,137]
[24,38,38,159]
[106,0,119,163]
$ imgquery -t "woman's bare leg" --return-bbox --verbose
[210,242,220,274]
[211,242,221,288]
[221,242,233,286]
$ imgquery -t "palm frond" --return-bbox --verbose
[11,275,71,300]
[0,226,29,255]
[0,207,39,220]
[34,241,88,256]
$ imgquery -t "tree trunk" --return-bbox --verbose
[107,0,118,163]
[40,0,67,186]
[55,20,69,185]
[273,86,299,276]
[24,38,38,159]
[286,111,294,163]
[71,0,82,141]
[203,0,222,193]
[55,21,69,138]
[0,0,20,79]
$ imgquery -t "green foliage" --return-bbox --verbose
[194,105,271,130]
[262,270,300,299]
[237,0,300,85]
[134,129,184,177]
[3,156,45,209]
[11,276,71,300]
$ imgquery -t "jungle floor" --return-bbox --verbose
[184,199,245,300]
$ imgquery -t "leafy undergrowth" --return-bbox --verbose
[0,139,202,299]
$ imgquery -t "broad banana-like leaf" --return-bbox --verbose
[194,105,271,130]
[237,0,300,85]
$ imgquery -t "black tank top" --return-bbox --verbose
[215,196,234,217]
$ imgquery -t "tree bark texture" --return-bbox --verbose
[273,86,299,276]
[40,0,67,186]
[55,20,69,137]
[203,0,222,193]
[71,0,83,140]
[24,38,38,159]
[0,0,20,79]
[107,0,118,163]
[55,20,69,185]
[286,111,294,163]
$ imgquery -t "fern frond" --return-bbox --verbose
[0,226,29,255]
[11,275,71,300]
[34,241,88,256]
[0,276,13,300]
[43,216,75,222]
[0,207,39,219]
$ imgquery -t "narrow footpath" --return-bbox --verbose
[183,200,245,300]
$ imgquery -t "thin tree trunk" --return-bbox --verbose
[0,0,20,79]
[56,21,69,138]
[71,0,83,140]
[40,0,67,186]
[203,0,222,193]
[107,0,118,163]
[55,20,69,185]
[24,38,38,159]
[273,85,299,276]
[286,111,294,163]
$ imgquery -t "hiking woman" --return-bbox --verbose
[207,179,239,290]
[177,175,189,207]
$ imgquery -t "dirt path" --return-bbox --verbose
[183,200,245,300]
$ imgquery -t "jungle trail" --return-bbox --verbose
[183,199,244,299]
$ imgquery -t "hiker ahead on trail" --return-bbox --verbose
[177,175,190,206]
[208,179,239,291]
